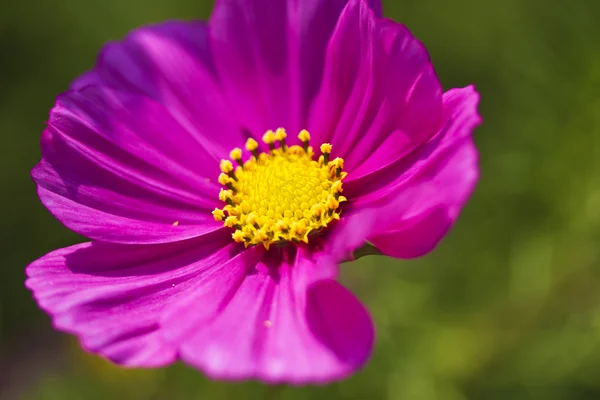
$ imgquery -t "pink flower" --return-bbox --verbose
[27,0,481,384]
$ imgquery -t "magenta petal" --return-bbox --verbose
[348,86,481,205]
[72,21,246,153]
[208,0,382,137]
[25,231,235,367]
[368,142,478,258]
[33,87,224,244]
[162,246,374,384]
[308,0,442,173]
[339,86,481,258]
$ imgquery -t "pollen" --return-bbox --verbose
[213,129,347,249]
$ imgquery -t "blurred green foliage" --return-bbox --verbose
[2,0,600,399]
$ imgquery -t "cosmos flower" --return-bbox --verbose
[26,0,481,385]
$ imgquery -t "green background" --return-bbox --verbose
[2,0,600,399]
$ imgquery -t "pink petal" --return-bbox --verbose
[72,21,246,154]
[33,87,223,244]
[308,0,442,173]
[208,0,382,139]
[368,142,478,258]
[162,246,374,384]
[25,231,237,367]
[338,86,481,258]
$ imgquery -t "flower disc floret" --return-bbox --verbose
[213,129,347,249]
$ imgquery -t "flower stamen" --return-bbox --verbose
[213,129,346,249]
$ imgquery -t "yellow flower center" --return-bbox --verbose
[212,128,347,249]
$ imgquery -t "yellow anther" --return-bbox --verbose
[255,229,269,242]
[232,230,246,243]
[242,223,255,235]
[214,129,346,249]
[320,144,332,164]
[311,203,325,218]
[245,138,259,152]
[331,180,343,193]
[330,157,344,169]
[220,159,233,173]
[223,204,237,216]
[290,220,309,243]
[224,216,238,228]
[298,130,311,142]
[290,220,306,235]
[274,127,287,141]
[212,208,226,221]
[218,188,234,202]
[246,212,259,226]
[262,130,276,144]
[230,148,242,161]
[326,195,340,210]
[274,219,289,232]
[218,173,233,186]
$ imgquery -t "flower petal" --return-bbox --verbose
[308,0,442,174]
[340,87,481,258]
[33,86,223,244]
[72,21,246,154]
[162,246,374,384]
[368,142,478,258]
[208,0,383,138]
[25,231,236,367]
